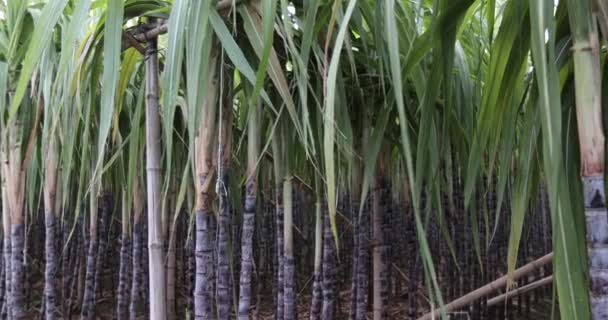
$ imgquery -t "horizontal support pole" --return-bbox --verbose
[417,253,553,320]
[123,0,240,52]
[486,275,553,307]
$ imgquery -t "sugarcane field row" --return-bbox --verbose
[0,0,606,319]
[0,178,554,319]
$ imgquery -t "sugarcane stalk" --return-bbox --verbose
[1,182,10,320]
[372,152,389,320]
[566,0,608,318]
[237,101,259,319]
[193,47,218,320]
[166,224,177,320]
[309,198,322,320]
[93,195,111,300]
[271,132,285,320]
[216,87,233,320]
[164,174,178,320]
[81,186,99,320]
[321,205,336,320]
[3,119,25,319]
[0,141,8,319]
[43,130,58,320]
[117,192,131,320]
[283,175,296,320]
[130,182,145,320]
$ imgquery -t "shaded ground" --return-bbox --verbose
[18,263,555,319]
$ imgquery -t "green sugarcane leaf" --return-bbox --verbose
[506,103,540,285]
[6,0,27,66]
[359,107,390,215]
[57,0,92,81]
[9,0,69,124]
[173,156,191,220]
[529,0,591,317]
[324,0,358,248]
[464,0,526,205]
[209,10,275,112]
[162,0,189,179]
[126,83,146,217]
[95,0,124,182]
[185,0,212,156]
[239,1,277,109]
[116,48,140,120]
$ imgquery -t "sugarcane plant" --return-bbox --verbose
[2,0,608,319]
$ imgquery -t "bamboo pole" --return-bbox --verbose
[417,253,553,320]
[144,35,167,320]
[486,275,553,307]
